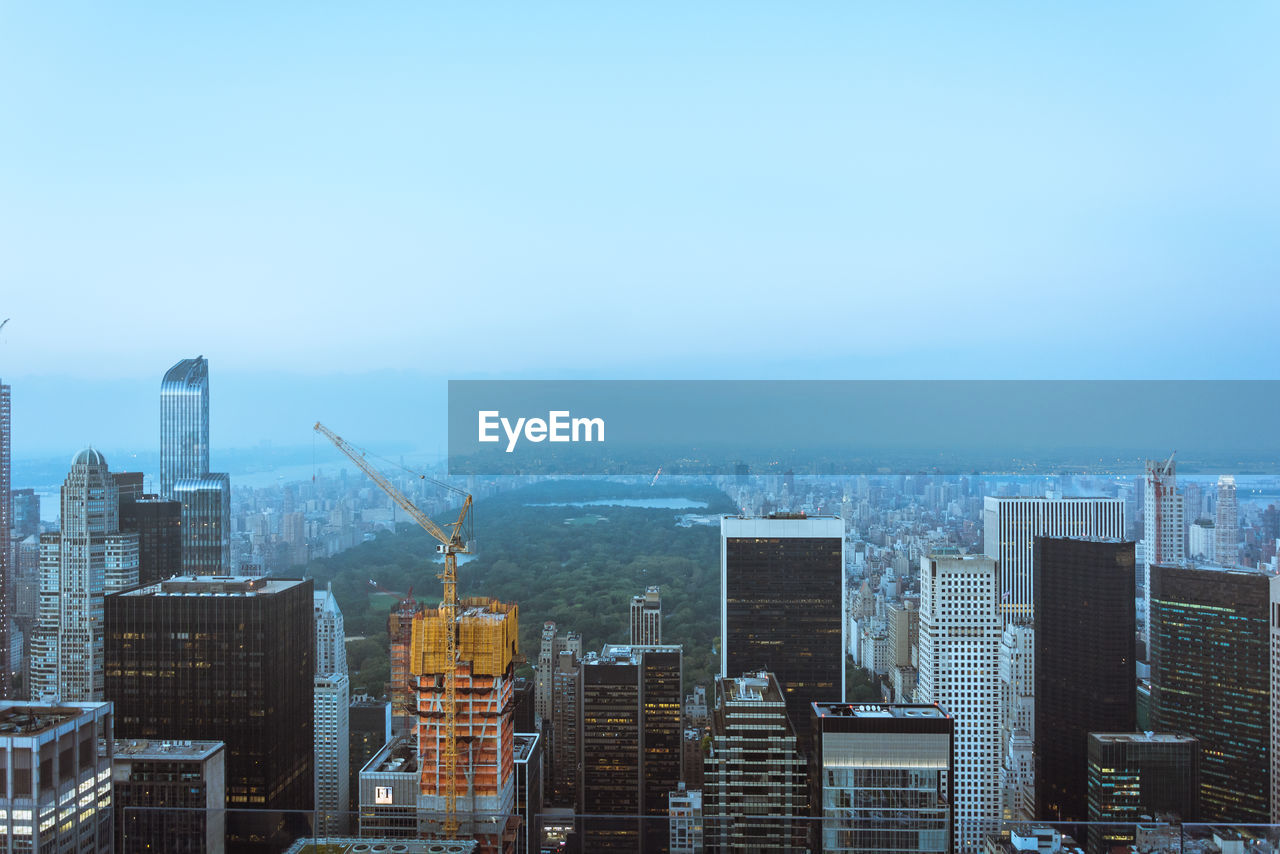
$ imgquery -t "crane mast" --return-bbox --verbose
[314,422,469,837]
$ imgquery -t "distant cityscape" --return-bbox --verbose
[5,362,1280,853]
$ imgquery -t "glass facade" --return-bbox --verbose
[721,516,844,750]
[1149,562,1271,821]
[1033,536,1136,822]
[1086,732,1199,853]
[104,576,314,853]
[809,704,954,854]
[159,358,209,501]
[173,475,230,575]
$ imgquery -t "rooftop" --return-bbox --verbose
[722,671,784,704]
[283,839,477,854]
[113,739,224,761]
[1090,732,1198,745]
[513,732,539,763]
[814,702,950,720]
[366,735,417,776]
[0,703,108,736]
[118,575,308,597]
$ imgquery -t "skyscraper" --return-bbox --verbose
[0,381,10,700]
[1033,537,1137,822]
[117,495,182,586]
[1086,732,1199,854]
[31,449,139,702]
[721,514,844,746]
[630,585,662,645]
[1149,562,1275,821]
[916,553,1001,854]
[580,643,683,853]
[998,624,1035,821]
[159,357,209,499]
[314,584,350,835]
[160,357,230,574]
[1142,457,1184,650]
[703,671,807,852]
[550,648,582,809]
[1215,475,1239,567]
[105,575,314,852]
[982,495,1125,626]
[808,702,954,854]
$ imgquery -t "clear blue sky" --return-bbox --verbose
[1,3,1277,454]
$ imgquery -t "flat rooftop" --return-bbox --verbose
[723,672,784,704]
[1091,732,1198,745]
[119,575,308,597]
[366,735,417,775]
[113,739,224,761]
[0,704,100,736]
[513,732,539,762]
[592,643,684,665]
[284,839,477,854]
[814,703,950,719]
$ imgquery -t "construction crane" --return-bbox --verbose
[314,422,471,837]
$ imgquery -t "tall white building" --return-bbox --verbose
[630,585,662,645]
[31,449,138,702]
[314,583,348,676]
[917,553,1002,854]
[1189,518,1216,562]
[1142,458,1184,649]
[315,672,351,835]
[314,584,350,835]
[1216,475,1239,567]
[998,624,1035,820]
[983,495,1125,625]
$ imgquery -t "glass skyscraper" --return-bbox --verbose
[160,357,209,498]
[160,357,230,573]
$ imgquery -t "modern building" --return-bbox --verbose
[630,585,662,645]
[1141,457,1184,650]
[982,495,1125,626]
[0,700,114,853]
[160,357,230,574]
[112,738,226,854]
[916,553,1002,854]
[348,694,390,814]
[1086,732,1199,854]
[1188,518,1216,562]
[284,839,477,854]
[312,583,351,833]
[117,495,181,586]
[173,475,230,575]
[1033,537,1136,822]
[809,702,954,854]
[315,673,351,836]
[513,732,542,854]
[105,575,314,851]
[0,382,10,698]
[580,643,683,853]
[409,597,521,846]
[669,783,703,854]
[31,449,139,702]
[511,676,535,734]
[1216,475,1239,567]
[12,488,39,539]
[721,514,844,746]
[703,671,807,853]
[358,735,418,838]
[1149,562,1275,821]
[549,647,582,808]
[387,594,424,736]
[998,624,1035,821]
[159,357,210,499]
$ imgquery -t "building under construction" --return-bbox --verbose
[389,595,425,736]
[410,596,521,852]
